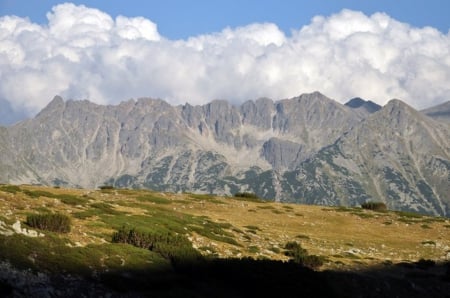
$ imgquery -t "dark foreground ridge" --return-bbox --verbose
[1,256,449,297]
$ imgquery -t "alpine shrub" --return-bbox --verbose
[361,201,387,211]
[26,213,71,233]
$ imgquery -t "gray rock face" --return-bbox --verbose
[261,138,303,170]
[280,99,450,215]
[422,101,450,124]
[241,98,274,130]
[1,93,449,216]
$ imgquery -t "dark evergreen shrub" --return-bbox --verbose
[361,201,387,211]
[26,213,71,233]
[111,226,203,267]
[234,192,259,199]
[284,241,324,269]
[99,185,114,190]
[416,259,436,270]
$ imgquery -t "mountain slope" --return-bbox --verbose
[422,100,450,124]
[281,99,450,215]
[1,93,449,216]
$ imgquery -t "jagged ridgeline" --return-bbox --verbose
[0,92,449,216]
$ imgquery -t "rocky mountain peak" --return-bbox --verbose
[35,95,65,118]
[373,99,426,125]
[345,97,381,114]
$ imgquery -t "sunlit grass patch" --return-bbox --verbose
[137,194,172,204]
[0,185,21,194]
[57,194,89,206]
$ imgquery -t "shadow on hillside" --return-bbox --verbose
[1,257,449,298]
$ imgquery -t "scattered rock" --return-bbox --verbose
[11,221,44,237]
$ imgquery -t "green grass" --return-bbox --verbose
[188,193,225,204]
[244,225,261,231]
[396,211,423,218]
[0,233,168,276]
[334,206,355,212]
[257,205,276,210]
[190,220,240,246]
[248,246,260,253]
[6,188,88,207]
[57,194,89,206]
[89,204,241,247]
[268,246,281,253]
[73,209,104,219]
[137,194,172,204]
[72,202,125,219]
[0,185,21,194]
[22,189,55,198]
[89,202,123,215]
[352,212,374,219]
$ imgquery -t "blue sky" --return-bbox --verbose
[0,0,449,121]
[1,0,449,38]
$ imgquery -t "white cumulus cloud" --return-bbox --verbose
[0,4,449,117]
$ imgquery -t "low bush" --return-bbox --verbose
[361,201,387,211]
[284,241,324,269]
[99,185,114,190]
[26,213,71,233]
[234,192,260,201]
[111,226,202,266]
[415,259,436,270]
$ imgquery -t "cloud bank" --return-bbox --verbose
[1,3,449,116]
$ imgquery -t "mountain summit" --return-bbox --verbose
[345,97,381,115]
[0,93,449,216]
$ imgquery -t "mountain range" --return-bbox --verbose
[0,92,449,216]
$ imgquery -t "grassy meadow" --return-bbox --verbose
[0,184,449,296]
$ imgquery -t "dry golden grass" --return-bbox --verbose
[0,184,449,271]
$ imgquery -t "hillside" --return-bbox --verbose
[0,185,449,297]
